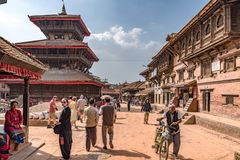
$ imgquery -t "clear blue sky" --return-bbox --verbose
[0,0,209,84]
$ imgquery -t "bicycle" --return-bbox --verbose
[154,120,165,154]
[158,124,178,160]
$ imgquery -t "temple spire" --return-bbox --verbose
[59,0,67,15]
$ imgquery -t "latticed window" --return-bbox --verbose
[188,37,192,46]
[225,57,235,71]
[205,24,210,35]
[54,34,64,40]
[226,96,234,105]
[202,60,212,76]
[171,76,175,83]
[216,15,224,28]
[178,70,184,82]
[188,70,194,79]
[196,31,201,41]
[167,77,170,83]
[1,83,6,88]
[182,42,186,50]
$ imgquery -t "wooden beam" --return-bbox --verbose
[23,77,29,142]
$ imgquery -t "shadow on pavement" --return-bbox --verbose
[94,146,151,159]
[28,149,110,160]
[178,154,195,160]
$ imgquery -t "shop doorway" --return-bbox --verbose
[202,91,211,112]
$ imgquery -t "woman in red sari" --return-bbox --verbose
[4,101,25,151]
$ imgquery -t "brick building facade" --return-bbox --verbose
[140,0,240,119]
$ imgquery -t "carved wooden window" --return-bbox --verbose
[55,20,64,26]
[167,77,170,83]
[226,96,234,105]
[188,37,192,46]
[54,34,64,40]
[162,79,166,85]
[216,15,224,28]
[188,70,195,79]
[205,24,210,35]
[201,60,212,76]
[1,83,6,88]
[196,31,201,41]
[222,94,238,106]
[225,57,235,71]
[182,42,186,50]
[178,70,184,82]
[171,76,175,83]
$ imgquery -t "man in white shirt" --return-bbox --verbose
[84,98,99,152]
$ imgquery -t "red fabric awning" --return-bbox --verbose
[0,62,41,80]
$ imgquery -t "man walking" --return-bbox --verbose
[141,99,152,124]
[47,96,58,128]
[158,104,182,160]
[77,95,87,123]
[127,99,131,111]
[99,97,116,149]
[84,98,99,152]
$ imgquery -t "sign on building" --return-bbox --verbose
[212,60,220,72]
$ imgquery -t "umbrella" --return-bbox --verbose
[101,95,113,100]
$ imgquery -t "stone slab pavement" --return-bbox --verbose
[26,104,240,160]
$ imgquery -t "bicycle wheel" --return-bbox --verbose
[155,143,159,153]
[158,139,169,160]
[154,128,161,153]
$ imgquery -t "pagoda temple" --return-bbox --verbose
[7,4,102,103]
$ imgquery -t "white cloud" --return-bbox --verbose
[144,40,163,50]
[111,26,142,48]
[0,1,45,42]
[91,31,112,41]
[89,25,161,49]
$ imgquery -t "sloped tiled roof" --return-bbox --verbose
[16,39,99,61]
[122,81,145,91]
[135,87,154,96]
[0,36,47,79]
[29,14,90,36]
[101,88,119,95]
[16,39,87,47]
[41,69,92,81]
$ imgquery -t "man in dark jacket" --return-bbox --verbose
[141,99,152,124]
[99,97,116,150]
[127,99,131,111]
[59,98,72,160]
[158,103,182,160]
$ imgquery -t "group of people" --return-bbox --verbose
[0,95,182,160]
[47,95,87,129]
[49,95,117,160]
